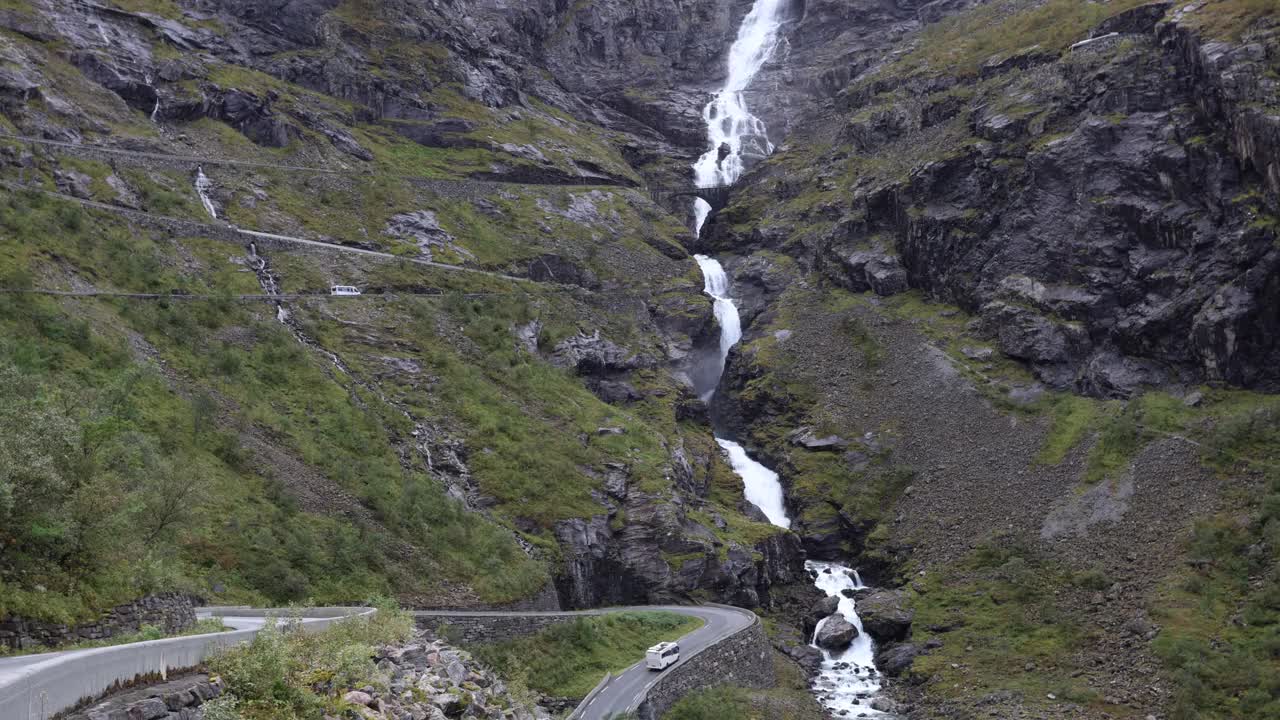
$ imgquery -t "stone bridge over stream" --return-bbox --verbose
[649,184,735,212]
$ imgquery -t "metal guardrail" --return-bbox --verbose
[0,606,373,720]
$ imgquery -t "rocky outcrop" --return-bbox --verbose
[553,493,807,610]
[874,641,920,677]
[855,589,913,643]
[355,633,552,720]
[713,5,1280,398]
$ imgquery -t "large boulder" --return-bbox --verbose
[857,589,914,642]
[809,595,840,623]
[814,614,858,650]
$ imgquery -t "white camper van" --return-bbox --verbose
[645,641,680,671]
[330,285,362,296]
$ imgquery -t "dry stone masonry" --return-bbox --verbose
[0,593,196,652]
[635,617,774,720]
[413,612,585,645]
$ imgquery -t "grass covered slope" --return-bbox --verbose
[0,0,790,621]
[0,189,548,619]
[470,612,702,698]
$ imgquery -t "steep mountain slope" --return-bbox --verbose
[0,0,804,627]
[3,0,1280,718]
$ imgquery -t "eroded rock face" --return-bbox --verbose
[552,493,807,610]
[712,8,1280,397]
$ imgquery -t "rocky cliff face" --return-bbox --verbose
[691,1,1280,717]
[712,1,1280,398]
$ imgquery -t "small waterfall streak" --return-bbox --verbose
[151,99,161,124]
[195,166,217,219]
[808,561,886,716]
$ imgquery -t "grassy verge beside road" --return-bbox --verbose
[470,611,703,698]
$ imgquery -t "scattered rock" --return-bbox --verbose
[874,642,920,676]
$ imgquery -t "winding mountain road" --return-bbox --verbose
[0,607,372,720]
[0,604,755,720]
[413,605,756,720]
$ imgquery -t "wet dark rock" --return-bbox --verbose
[810,595,840,623]
[815,614,859,650]
[874,642,920,677]
[783,642,825,675]
[857,589,914,642]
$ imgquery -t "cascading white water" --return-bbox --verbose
[809,561,886,716]
[691,0,793,525]
[195,166,217,219]
[694,254,742,399]
[716,438,790,528]
[691,1,887,714]
[693,253,790,529]
[691,0,788,233]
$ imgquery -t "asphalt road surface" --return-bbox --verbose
[413,604,755,720]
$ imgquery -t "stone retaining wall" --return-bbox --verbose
[0,593,197,652]
[414,613,586,644]
[634,617,774,720]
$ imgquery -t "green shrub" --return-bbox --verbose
[209,600,413,718]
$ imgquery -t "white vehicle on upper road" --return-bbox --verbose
[330,285,362,296]
[645,641,680,671]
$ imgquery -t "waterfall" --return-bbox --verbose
[692,0,788,233]
[693,254,790,528]
[146,74,160,123]
[809,561,887,716]
[716,437,790,528]
[694,255,742,400]
[195,166,217,219]
[691,1,887,713]
[691,0,793,525]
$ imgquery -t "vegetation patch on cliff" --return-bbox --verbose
[906,538,1105,712]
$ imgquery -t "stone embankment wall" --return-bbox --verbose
[0,593,196,651]
[414,612,585,644]
[634,617,774,720]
